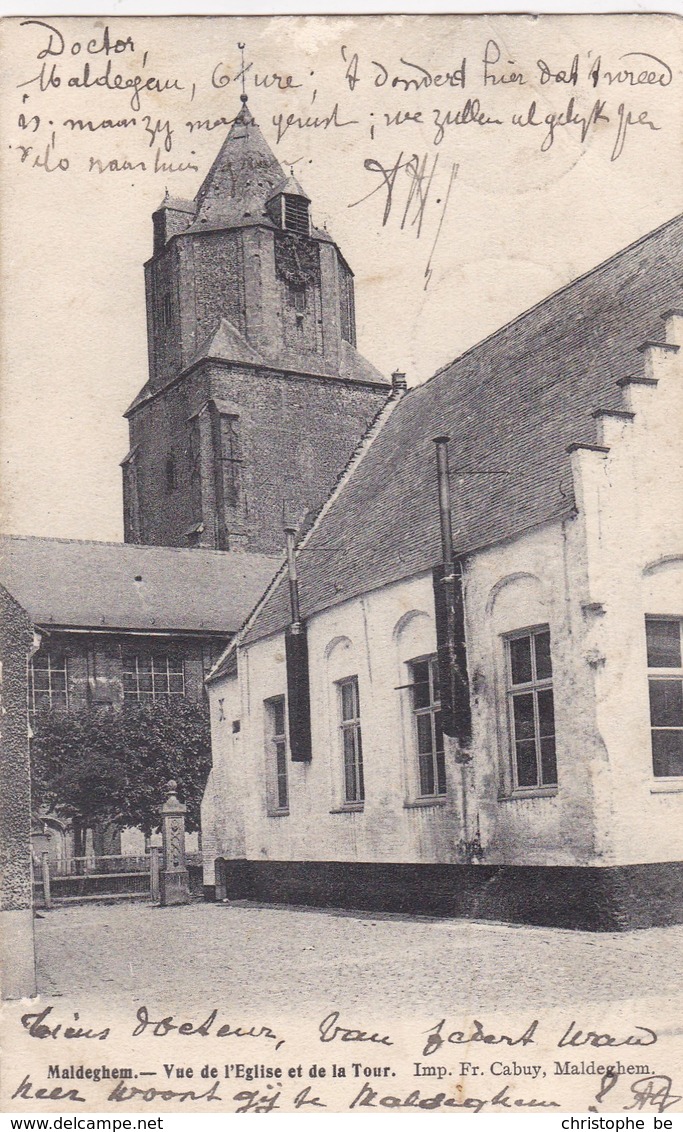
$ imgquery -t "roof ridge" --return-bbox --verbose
[428,211,683,385]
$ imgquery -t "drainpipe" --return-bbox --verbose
[283,518,301,631]
[282,510,312,761]
[433,435,454,569]
[431,435,472,746]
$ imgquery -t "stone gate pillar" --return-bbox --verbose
[159,780,190,906]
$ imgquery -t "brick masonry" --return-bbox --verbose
[0,586,36,997]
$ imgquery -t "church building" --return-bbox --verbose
[123,93,390,553]
[202,215,683,931]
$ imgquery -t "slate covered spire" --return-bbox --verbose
[190,95,289,231]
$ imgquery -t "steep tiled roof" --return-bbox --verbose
[0,536,281,634]
[243,213,683,645]
[188,318,266,369]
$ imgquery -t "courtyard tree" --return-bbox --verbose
[30,709,128,857]
[30,699,212,852]
[115,699,212,835]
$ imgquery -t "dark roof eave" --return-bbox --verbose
[241,504,578,651]
[33,623,235,638]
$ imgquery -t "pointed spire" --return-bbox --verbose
[190,88,288,231]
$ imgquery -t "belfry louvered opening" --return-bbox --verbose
[284,195,310,236]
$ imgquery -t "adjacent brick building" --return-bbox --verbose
[123,95,389,552]
[0,535,279,862]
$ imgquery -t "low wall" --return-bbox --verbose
[208,859,683,931]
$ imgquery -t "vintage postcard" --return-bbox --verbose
[1,11,682,1118]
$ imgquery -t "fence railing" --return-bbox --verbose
[33,848,204,905]
[50,854,150,878]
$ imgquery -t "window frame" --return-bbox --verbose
[646,616,683,781]
[338,675,364,807]
[122,653,185,702]
[408,653,447,801]
[504,624,558,795]
[29,649,69,714]
[264,695,289,816]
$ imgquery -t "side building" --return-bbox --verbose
[202,214,683,930]
[0,535,279,860]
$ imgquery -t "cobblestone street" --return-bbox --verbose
[34,899,683,1015]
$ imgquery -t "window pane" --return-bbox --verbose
[652,729,683,778]
[434,709,444,753]
[515,740,538,787]
[344,730,358,801]
[512,692,535,742]
[275,739,288,808]
[419,753,435,796]
[122,670,137,693]
[537,688,555,738]
[646,620,681,668]
[272,699,285,735]
[341,680,357,721]
[509,636,533,685]
[168,672,184,694]
[416,713,433,754]
[413,662,431,709]
[540,735,558,786]
[356,730,365,802]
[534,631,553,680]
[429,657,441,701]
[649,680,683,728]
[138,668,153,694]
[32,669,51,692]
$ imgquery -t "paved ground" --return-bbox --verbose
[34,899,683,1015]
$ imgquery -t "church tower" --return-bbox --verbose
[122,94,389,553]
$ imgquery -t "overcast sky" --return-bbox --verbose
[1,12,681,541]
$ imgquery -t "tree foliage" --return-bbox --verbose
[30,700,212,837]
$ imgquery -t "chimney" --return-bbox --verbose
[391,370,407,393]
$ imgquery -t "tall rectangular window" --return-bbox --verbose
[506,627,557,790]
[122,654,185,701]
[339,676,364,804]
[265,696,289,812]
[161,292,172,328]
[410,656,446,797]
[29,651,68,713]
[646,617,683,778]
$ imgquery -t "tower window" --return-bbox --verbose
[287,283,307,314]
[161,292,172,328]
[165,454,177,492]
[284,196,310,236]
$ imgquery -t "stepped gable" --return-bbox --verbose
[242,213,683,645]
